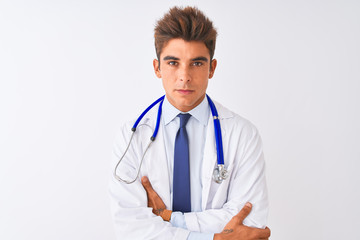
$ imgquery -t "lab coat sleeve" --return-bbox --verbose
[109,123,190,240]
[184,122,269,234]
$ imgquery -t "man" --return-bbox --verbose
[109,6,270,240]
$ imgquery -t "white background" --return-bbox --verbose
[1,0,359,239]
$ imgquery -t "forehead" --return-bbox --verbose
[160,38,210,59]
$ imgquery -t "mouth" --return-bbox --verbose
[176,89,195,95]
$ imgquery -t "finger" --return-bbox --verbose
[257,227,271,239]
[234,202,252,224]
[141,176,154,193]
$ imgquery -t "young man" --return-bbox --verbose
[109,6,270,240]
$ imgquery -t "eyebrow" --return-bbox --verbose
[162,56,209,62]
[191,56,208,62]
[163,56,180,61]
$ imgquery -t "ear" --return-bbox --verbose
[209,59,217,79]
[153,59,162,78]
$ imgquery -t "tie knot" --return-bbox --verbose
[178,113,191,128]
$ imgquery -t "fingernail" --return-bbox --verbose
[245,202,252,208]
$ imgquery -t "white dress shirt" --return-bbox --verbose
[162,96,214,240]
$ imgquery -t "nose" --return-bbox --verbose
[177,65,191,82]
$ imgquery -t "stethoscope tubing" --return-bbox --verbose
[207,95,225,166]
[132,95,165,136]
[114,94,226,184]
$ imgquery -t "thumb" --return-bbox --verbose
[235,202,252,224]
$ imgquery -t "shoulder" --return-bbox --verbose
[119,104,158,131]
[213,100,260,139]
[114,103,159,143]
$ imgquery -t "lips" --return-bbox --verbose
[176,89,194,95]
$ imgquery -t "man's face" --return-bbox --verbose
[153,38,217,112]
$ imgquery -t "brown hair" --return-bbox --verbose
[154,6,217,60]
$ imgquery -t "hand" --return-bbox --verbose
[141,176,172,221]
[214,203,271,240]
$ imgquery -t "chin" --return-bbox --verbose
[179,100,199,111]
[167,93,203,111]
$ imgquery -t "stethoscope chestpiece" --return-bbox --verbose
[213,164,228,184]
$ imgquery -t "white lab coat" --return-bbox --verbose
[109,100,268,240]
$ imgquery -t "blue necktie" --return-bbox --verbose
[173,113,191,213]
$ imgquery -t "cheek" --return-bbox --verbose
[161,77,173,93]
[193,68,210,78]
[160,68,175,81]
[201,80,209,91]
[193,71,209,87]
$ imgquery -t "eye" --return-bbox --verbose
[192,61,203,67]
[168,61,178,66]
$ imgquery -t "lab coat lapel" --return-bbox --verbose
[143,113,172,209]
[201,114,217,210]
[201,101,230,210]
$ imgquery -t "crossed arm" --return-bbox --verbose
[141,176,271,240]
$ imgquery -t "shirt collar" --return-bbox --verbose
[162,95,210,126]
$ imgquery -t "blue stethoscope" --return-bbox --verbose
[114,94,228,184]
